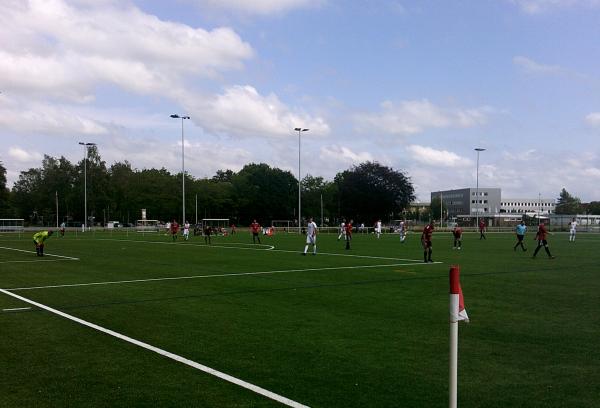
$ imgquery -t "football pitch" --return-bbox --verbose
[1,230,599,407]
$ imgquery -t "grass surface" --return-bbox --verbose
[1,229,599,407]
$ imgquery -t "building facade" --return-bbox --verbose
[500,198,555,215]
[431,188,502,218]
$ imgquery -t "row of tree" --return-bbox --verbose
[555,188,600,215]
[0,148,415,227]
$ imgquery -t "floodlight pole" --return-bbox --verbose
[474,148,485,229]
[295,127,309,234]
[79,141,96,231]
[171,114,190,224]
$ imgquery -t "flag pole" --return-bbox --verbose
[449,265,461,408]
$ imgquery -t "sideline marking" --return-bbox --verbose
[0,288,309,408]
[0,259,71,264]
[0,246,80,261]
[6,262,441,291]
[97,238,422,262]
[3,307,32,312]
[97,238,275,251]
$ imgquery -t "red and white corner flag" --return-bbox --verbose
[449,265,468,408]
[449,265,469,323]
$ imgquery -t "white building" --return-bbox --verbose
[500,198,555,215]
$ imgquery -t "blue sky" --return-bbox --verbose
[1,0,599,201]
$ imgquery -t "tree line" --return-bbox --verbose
[0,147,415,227]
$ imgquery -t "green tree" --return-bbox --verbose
[0,160,13,217]
[555,188,582,214]
[301,175,337,226]
[232,163,296,225]
[584,201,600,215]
[430,196,447,222]
[334,162,414,224]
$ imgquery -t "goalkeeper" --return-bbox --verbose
[33,230,54,257]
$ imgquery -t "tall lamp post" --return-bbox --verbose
[294,127,309,233]
[474,148,486,229]
[171,114,190,224]
[79,142,96,231]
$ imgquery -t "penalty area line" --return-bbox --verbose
[97,238,275,251]
[6,261,441,291]
[3,306,32,312]
[0,246,80,261]
[0,288,309,408]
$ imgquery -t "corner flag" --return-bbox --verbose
[449,265,468,408]
[449,266,469,323]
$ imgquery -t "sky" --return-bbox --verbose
[1,0,600,202]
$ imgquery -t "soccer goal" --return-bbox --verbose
[202,218,230,235]
[0,219,25,233]
[272,220,294,233]
[136,219,160,232]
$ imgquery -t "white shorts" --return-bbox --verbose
[306,235,316,245]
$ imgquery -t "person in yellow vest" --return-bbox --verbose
[33,230,54,257]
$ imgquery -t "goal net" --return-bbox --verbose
[136,219,160,232]
[272,220,294,233]
[0,219,24,233]
[202,218,230,235]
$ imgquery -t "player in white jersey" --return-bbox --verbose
[337,220,346,241]
[399,220,406,243]
[183,221,190,240]
[375,220,382,238]
[303,217,318,255]
[569,218,577,242]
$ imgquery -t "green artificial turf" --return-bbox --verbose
[1,230,599,407]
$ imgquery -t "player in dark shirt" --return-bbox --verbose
[421,221,434,263]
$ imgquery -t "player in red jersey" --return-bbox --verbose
[478,219,486,240]
[421,221,434,263]
[532,222,555,259]
[170,220,179,241]
[250,219,261,244]
[452,224,463,250]
[344,219,353,250]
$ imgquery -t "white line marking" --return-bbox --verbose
[0,259,71,264]
[3,307,32,312]
[5,262,441,291]
[0,246,80,261]
[97,238,276,251]
[97,238,422,262]
[0,288,309,408]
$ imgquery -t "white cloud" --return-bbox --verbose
[510,0,600,14]
[0,0,253,100]
[355,99,488,136]
[190,0,321,15]
[513,56,564,75]
[319,145,374,165]
[0,96,108,136]
[406,145,473,168]
[186,85,330,138]
[8,147,43,163]
[585,112,600,127]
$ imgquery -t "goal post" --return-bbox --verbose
[135,219,160,232]
[0,219,25,233]
[202,218,230,235]
[271,220,294,233]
